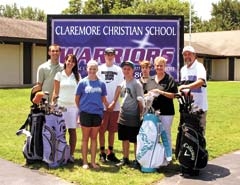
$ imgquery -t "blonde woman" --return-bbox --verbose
[144,56,178,161]
[75,60,108,169]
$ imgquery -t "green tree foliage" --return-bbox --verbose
[81,0,102,14]
[2,0,240,32]
[211,0,240,31]
[197,0,240,32]
[0,3,20,18]
[62,0,83,14]
[20,7,45,21]
[79,0,199,33]
[0,3,46,21]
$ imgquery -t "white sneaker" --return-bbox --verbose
[82,164,89,169]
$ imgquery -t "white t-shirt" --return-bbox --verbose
[54,70,78,106]
[180,60,208,111]
[97,63,124,111]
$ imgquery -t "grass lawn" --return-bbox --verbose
[0,81,239,185]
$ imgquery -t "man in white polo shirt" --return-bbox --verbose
[178,45,208,135]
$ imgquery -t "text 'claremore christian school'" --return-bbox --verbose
[55,25,177,36]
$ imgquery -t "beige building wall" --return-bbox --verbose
[32,45,47,84]
[0,44,23,85]
[212,59,228,81]
[235,58,240,81]
[197,57,204,64]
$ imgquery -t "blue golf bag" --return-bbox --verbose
[136,92,172,173]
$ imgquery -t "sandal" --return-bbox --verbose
[91,163,100,169]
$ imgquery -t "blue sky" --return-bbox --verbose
[1,0,220,20]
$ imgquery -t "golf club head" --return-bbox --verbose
[16,129,23,136]
[44,91,50,96]
[16,129,31,137]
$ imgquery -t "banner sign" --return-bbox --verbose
[48,15,184,80]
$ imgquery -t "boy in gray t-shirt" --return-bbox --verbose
[116,61,144,169]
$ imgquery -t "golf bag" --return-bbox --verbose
[16,85,47,164]
[136,92,172,173]
[175,89,208,176]
[42,113,70,168]
[16,85,70,167]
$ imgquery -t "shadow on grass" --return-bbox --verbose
[23,158,121,173]
[157,162,180,177]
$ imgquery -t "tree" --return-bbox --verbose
[20,7,45,21]
[0,3,20,18]
[82,0,102,14]
[80,0,199,32]
[197,0,240,32]
[210,0,240,31]
[0,3,46,21]
[62,0,83,14]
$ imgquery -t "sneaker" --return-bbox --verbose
[115,157,130,167]
[68,155,75,163]
[132,160,140,169]
[99,152,107,162]
[82,164,89,169]
[107,152,120,163]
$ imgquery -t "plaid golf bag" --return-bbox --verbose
[42,112,70,168]
[175,89,208,176]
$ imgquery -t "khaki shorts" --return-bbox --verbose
[99,111,119,133]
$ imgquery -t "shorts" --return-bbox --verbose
[80,111,102,127]
[118,124,140,143]
[118,113,141,127]
[99,111,119,133]
[62,106,78,129]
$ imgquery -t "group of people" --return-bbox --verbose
[36,44,208,170]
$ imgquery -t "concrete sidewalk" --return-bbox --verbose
[156,150,240,185]
[0,158,73,185]
[0,150,239,185]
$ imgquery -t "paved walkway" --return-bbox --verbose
[0,150,239,185]
[0,158,73,185]
[155,150,240,185]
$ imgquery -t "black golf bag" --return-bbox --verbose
[175,89,208,176]
[16,85,70,166]
[16,85,47,164]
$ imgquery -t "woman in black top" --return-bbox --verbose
[144,56,178,162]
